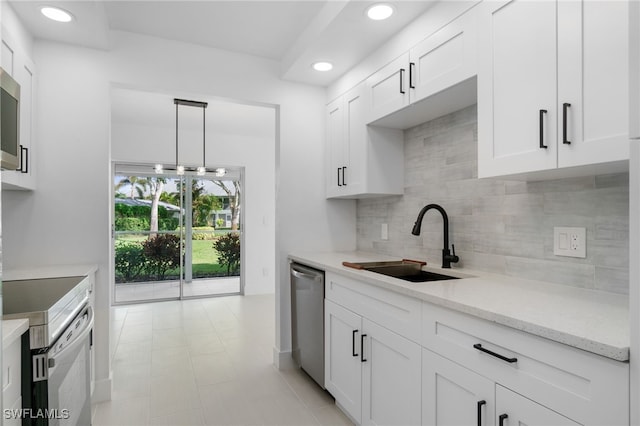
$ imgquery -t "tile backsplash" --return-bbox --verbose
[357,105,629,294]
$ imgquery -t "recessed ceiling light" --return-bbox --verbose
[312,62,333,72]
[367,3,394,21]
[40,6,74,23]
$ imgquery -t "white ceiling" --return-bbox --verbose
[8,0,436,86]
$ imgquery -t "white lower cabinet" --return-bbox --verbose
[422,301,628,426]
[325,273,421,425]
[325,299,363,423]
[422,348,494,426]
[361,319,421,426]
[3,334,23,426]
[323,271,628,426]
[422,349,581,426]
[495,385,580,426]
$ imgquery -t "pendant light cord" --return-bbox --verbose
[203,106,206,170]
[175,101,179,170]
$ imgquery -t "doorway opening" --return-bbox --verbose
[112,164,244,304]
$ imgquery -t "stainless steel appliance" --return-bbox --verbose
[0,67,21,170]
[3,276,93,426]
[290,262,325,388]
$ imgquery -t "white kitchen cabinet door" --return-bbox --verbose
[326,97,346,198]
[343,85,366,194]
[409,7,477,105]
[326,83,403,199]
[557,0,629,167]
[325,83,372,198]
[1,29,36,191]
[366,53,410,123]
[325,300,363,424]
[361,318,421,426]
[478,0,558,178]
[495,385,581,426]
[422,349,494,426]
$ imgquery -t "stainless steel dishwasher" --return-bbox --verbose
[290,262,325,388]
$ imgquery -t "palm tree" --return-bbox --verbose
[147,177,166,236]
[213,180,241,230]
[115,176,148,199]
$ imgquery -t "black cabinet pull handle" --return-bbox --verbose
[563,103,571,145]
[337,168,342,187]
[399,68,406,94]
[352,330,359,357]
[22,146,28,173]
[342,166,347,186]
[499,414,508,426]
[477,400,486,426]
[473,343,517,363]
[539,109,548,149]
[360,334,367,362]
[409,62,416,89]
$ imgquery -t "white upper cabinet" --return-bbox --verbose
[326,96,346,197]
[1,29,37,191]
[325,83,403,199]
[366,53,411,123]
[366,7,478,127]
[557,0,629,167]
[327,84,368,198]
[409,8,477,105]
[478,0,629,179]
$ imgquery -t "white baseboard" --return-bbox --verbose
[91,376,112,403]
[273,347,296,370]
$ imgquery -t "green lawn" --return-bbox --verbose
[115,234,237,281]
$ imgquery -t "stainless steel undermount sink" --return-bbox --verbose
[342,260,461,283]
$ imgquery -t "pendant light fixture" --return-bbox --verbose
[154,98,209,175]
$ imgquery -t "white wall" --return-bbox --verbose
[2,30,356,401]
[630,143,639,425]
[2,41,113,399]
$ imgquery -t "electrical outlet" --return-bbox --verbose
[554,227,586,258]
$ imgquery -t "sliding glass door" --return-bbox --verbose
[113,164,243,304]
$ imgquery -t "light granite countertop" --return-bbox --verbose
[3,318,28,349]
[289,251,630,362]
[3,264,98,282]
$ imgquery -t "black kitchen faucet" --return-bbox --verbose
[411,203,460,268]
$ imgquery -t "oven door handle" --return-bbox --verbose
[48,306,94,372]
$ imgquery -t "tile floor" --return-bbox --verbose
[92,294,353,426]
[115,277,241,303]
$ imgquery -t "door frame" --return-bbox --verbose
[110,161,245,305]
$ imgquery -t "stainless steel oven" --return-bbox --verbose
[3,276,93,426]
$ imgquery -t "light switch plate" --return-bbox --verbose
[381,223,389,240]
[553,227,586,258]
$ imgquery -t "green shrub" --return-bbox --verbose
[213,233,240,276]
[115,203,173,219]
[192,227,217,240]
[115,242,148,282]
[115,217,150,231]
[159,218,179,231]
[142,234,181,280]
